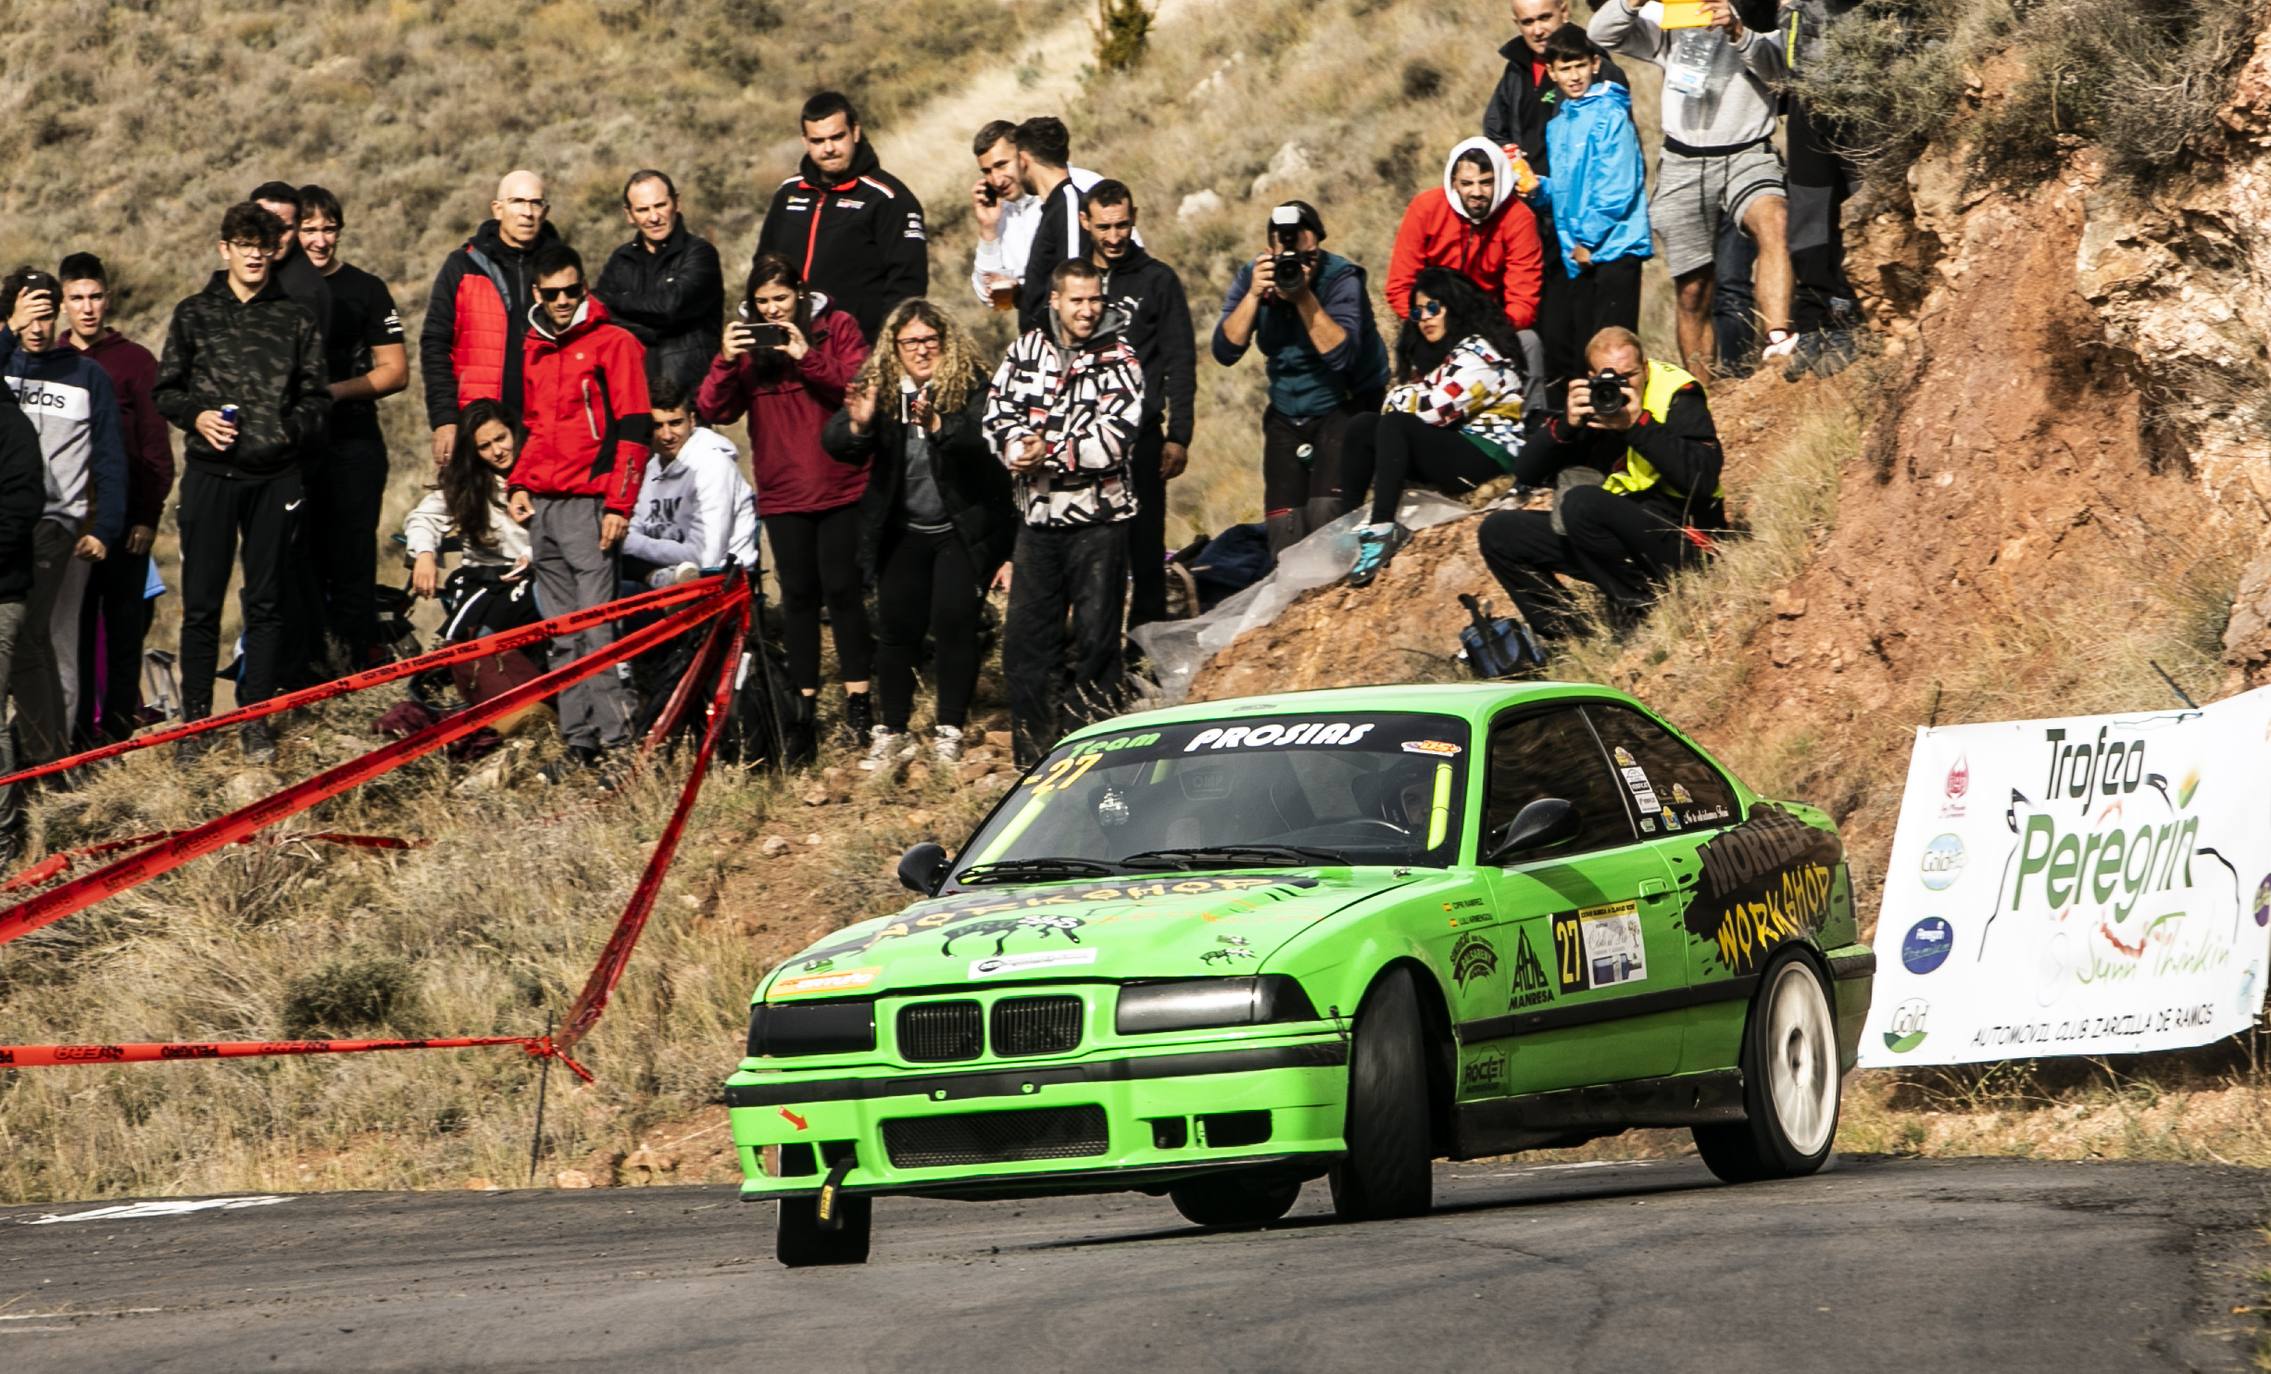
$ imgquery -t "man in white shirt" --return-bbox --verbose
[624,378,758,583]
[968,119,1129,310]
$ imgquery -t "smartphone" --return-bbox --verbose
[748,323,790,350]
[980,183,999,207]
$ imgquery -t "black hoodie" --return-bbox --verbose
[752,140,928,342]
[418,217,564,430]
[1096,245,1196,448]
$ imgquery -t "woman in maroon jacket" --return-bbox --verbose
[698,252,873,743]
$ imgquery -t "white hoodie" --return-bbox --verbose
[623,426,759,570]
[1441,136,1517,225]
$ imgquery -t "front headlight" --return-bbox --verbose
[1114,976,1318,1035]
[745,1000,877,1058]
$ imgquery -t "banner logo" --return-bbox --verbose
[1900,917,1953,975]
[1920,834,1966,891]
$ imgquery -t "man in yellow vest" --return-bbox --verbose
[1478,325,1724,642]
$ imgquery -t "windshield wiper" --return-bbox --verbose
[955,856,1124,886]
[1118,844,1348,872]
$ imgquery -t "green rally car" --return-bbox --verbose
[726,683,1874,1265]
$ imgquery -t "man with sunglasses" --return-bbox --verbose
[151,202,330,762]
[419,169,563,467]
[501,244,650,770]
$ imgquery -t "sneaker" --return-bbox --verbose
[859,725,915,772]
[1784,328,1861,382]
[1346,522,1411,589]
[931,724,965,765]
[239,718,278,765]
[646,561,702,589]
[175,727,214,764]
[1761,329,1800,361]
[842,691,875,747]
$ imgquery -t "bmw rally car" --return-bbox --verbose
[726,684,1874,1265]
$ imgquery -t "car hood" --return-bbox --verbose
[760,869,1416,998]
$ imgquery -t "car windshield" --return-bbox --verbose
[950,713,1471,885]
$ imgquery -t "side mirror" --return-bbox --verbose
[1485,798,1579,865]
[897,841,951,895]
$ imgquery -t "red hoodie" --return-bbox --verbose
[1386,137,1544,331]
[696,301,869,516]
[511,295,649,516]
[76,329,173,530]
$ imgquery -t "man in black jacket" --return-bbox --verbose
[1481,0,1629,405]
[1011,117,1085,334]
[0,391,42,855]
[420,169,562,466]
[594,169,723,394]
[753,91,927,342]
[151,202,330,760]
[1082,180,1194,629]
[1477,327,1722,643]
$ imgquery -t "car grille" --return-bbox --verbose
[882,1105,1110,1169]
[898,1000,983,1063]
[990,995,1083,1058]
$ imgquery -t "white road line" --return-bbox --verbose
[21,1195,292,1225]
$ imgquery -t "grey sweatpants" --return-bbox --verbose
[529,495,633,750]
[10,521,77,764]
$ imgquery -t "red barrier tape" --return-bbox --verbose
[0,573,731,794]
[0,582,747,949]
[2,831,426,896]
[0,1036,586,1077]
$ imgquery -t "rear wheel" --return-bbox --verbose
[1694,952,1841,1183]
[1169,1173,1302,1228]
[775,1193,873,1267]
[1329,967,1434,1221]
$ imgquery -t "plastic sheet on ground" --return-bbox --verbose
[1131,491,1474,705]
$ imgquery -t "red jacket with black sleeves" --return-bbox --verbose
[695,301,869,516]
[509,297,650,515]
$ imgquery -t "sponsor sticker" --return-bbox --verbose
[1451,933,1499,989]
[1939,754,1969,818]
[1670,784,1693,805]
[771,966,881,997]
[1920,833,1966,891]
[1508,928,1554,1009]
[1613,747,1636,767]
[1883,997,1930,1053]
[968,948,1100,978]
[1403,739,1463,757]
[1901,917,1954,975]
[1184,721,1378,751]
[1578,902,1648,987]
[1459,1050,1507,1094]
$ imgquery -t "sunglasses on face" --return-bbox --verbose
[537,283,586,303]
[1414,300,1446,319]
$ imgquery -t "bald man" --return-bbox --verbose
[418,169,563,464]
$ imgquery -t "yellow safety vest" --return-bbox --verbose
[1600,360,1725,500]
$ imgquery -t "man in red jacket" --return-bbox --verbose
[502,244,650,767]
[1386,138,1545,335]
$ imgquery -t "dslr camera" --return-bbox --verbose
[1268,205,1307,294]
[1587,368,1628,421]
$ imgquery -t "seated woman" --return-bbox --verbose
[1339,267,1528,587]
[402,398,537,642]
[822,298,1014,770]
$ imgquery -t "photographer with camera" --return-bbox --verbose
[1476,326,1724,644]
[1212,200,1390,558]
[697,252,873,746]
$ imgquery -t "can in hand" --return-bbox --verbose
[218,404,239,428]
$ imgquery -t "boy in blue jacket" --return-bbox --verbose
[1528,26,1652,351]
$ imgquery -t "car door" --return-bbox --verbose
[1470,703,1685,1097]
[1581,703,1752,1076]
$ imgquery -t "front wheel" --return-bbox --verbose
[776,1193,873,1267]
[1169,1173,1302,1228]
[1329,967,1434,1221]
[1693,952,1841,1183]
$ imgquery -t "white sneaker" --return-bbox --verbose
[859,725,915,772]
[646,561,702,589]
[931,724,965,765]
[1761,330,1800,360]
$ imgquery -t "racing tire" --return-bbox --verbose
[775,1194,873,1267]
[1693,952,1841,1184]
[1329,967,1434,1222]
[1169,1173,1302,1228]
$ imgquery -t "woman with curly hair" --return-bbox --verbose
[697,252,872,744]
[1339,266,1530,587]
[401,398,537,641]
[822,298,1015,768]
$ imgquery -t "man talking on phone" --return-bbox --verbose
[1475,326,1724,650]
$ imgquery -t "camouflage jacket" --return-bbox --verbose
[153,272,329,478]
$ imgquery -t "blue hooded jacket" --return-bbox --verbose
[1533,80,1652,279]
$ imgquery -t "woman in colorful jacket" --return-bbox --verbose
[697,252,873,744]
[1339,267,1527,587]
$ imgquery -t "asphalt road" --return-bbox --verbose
[2,1156,2265,1372]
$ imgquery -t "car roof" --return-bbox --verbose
[1068,681,1646,740]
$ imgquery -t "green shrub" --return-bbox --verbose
[1095,0,1154,72]
[282,957,417,1038]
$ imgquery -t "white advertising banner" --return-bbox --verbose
[1858,688,2271,1067]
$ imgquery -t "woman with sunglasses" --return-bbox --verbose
[697,252,873,746]
[823,299,1014,770]
[1339,266,1529,587]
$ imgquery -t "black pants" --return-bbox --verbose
[1340,412,1505,527]
[1786,97,1857,333]
[307,433,390,663]
[1261,400,1371,559]
[762,504,873,692]
[1127,424,1168,629]
[1003,521,1127,766]
[1535,213,1577,412]
[178,465,300,719]
[875,527,982,732]
[1476,486,1707,638]
[1567,259,1644,355]
[74,546,153,745]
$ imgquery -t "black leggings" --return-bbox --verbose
[1339,412,1506,527]
[763,504,873,692]
[874,527,983,731]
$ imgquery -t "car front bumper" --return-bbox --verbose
[726,1033,1350,1201]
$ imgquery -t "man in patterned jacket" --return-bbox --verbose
[981,258,1146,766]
